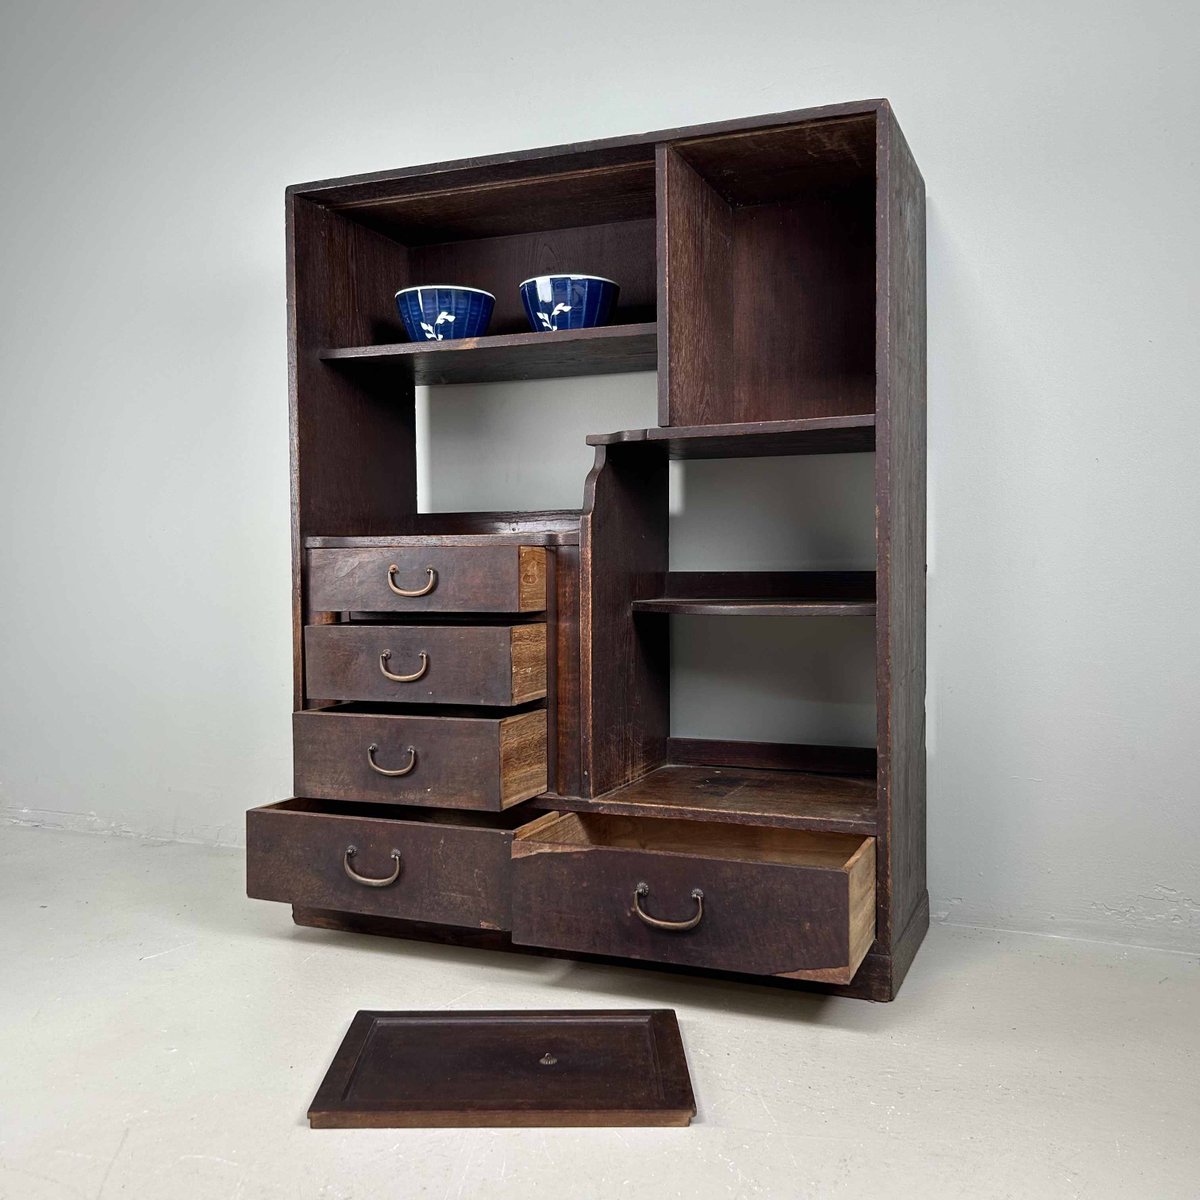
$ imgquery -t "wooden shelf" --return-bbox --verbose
[631,571,876,617]
[588,414,875,458]
[305,510,582,549]
[320,323,657,385]
[536,765,877,835]
[633,597,876,617]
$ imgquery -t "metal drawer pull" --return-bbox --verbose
[343,845,401,888]
[632,882,705,931]
[366,743,417,777]
[387,564,437,597]
[378,649,429,683]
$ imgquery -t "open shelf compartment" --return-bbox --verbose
[294,144,659,354]
[658,111,877,427]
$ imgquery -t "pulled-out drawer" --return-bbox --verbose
[246,799,533,930]
[511,813,876,983]
[307,545,546,614]
[304,623,547,707]
[294,705,547,811]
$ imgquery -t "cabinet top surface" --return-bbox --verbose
[287,98,890,202]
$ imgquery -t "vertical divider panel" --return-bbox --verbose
[579,444,670,796]
[287,196,417,710]
[551,545,583,798]
[656,145,734,427]
[874,103,928,986]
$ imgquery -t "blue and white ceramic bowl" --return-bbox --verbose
[395,285,495,342]
[519,274,619,333]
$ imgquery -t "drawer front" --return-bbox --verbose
[246,800,514,929]
[294,708,547,811]
[511,816,875,983]
[308,545,546,614]
[304,624,547,706]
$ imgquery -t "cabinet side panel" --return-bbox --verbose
[657,146,734,426]
[553,545,583,797]
[288,197,416,707]
[874,106,927,962]
[579,445,669,795]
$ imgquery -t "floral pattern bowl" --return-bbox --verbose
[519,275,619,333]
[395,285,495,342]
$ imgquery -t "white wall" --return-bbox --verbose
[1,0,1197,952]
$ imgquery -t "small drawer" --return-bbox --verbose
[307,545,546,614]
[304,623,547,707]
[294,705,547,811]
[511,813,876,983]
[246,799,534,930]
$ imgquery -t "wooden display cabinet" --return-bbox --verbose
[247,99,927,1001]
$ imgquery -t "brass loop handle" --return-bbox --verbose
[379,649,429,683]
[343,845,401,888]
[387,564,437,598]
[366,743,417,777]
[632,882,704,932]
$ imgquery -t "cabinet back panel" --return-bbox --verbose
[730,188,876,420]
[409,219,656,336]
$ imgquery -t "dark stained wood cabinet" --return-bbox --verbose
[247,99,927,1001]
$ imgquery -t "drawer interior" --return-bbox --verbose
[517,811,872,869]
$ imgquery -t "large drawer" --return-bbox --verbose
[307,545,546,614]
[511,813,876,983]
[304,623,547,706]
[246,799,531,930]
[294,705,547,811]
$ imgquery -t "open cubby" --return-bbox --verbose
[668,611,878,747]
[264,99,926,1001]
[416,372,657,514]
[310,152,659,350]
[665,453,877,573]
[659,114,878,426]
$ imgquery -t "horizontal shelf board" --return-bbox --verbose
[638,571,876,616]
[662,571,875,601]
[320,323,656,385]
[305,512,582,549]
[537,765,877,835]
[632,597,876,617]
[588,414,875,458]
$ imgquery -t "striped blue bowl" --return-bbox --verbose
[520,274,619,333]
[395,285,494,342]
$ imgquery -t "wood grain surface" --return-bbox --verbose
[246,799,520,929]
[293,706,546,810]
[308,1009,695,1128]
[535,763,876,835]
[307,544,546,614]
[304,623,547,707]
[321,322,657,385]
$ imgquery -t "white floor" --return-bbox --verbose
[0,824,1196,1200]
